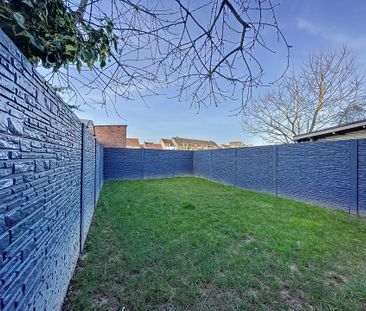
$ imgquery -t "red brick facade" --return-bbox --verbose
[94,125,127,148]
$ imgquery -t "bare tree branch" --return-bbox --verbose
[242,47,366,143]
[44,0,290,112]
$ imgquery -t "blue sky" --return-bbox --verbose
[75,0,366,145]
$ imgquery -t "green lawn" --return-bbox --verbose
[64,177,366,310]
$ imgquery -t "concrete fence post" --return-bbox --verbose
[193,151,195,177]
[234,148,237,187]
[273,146,278,196]
[350,140,359,214]
[141,148,145,179]
[210,150,213,179]
[94,139,97,209]
[173,151,176,177]
[79,124,85,252]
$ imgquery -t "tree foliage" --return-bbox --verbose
[0,0,117,71]
[242,47,366,143]
[0,0,290,110]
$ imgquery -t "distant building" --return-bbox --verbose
[94,125,127,148]
[221,141,252,148]
[160,138,177,150]
[143,142,163,149]
[293,119,366,143]
[126,137,140,149]
[171,137,219,150]
[80,119,95,136]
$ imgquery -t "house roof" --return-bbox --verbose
[172,137,219,149]
[143,142,163,149]
[126,137,140,148]
[161,138,175,147]
[221,141,251,148]
[293,119,366,142]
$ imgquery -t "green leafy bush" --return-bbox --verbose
[0,0,117,71]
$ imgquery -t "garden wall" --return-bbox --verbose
[104,148,193,180]
[193,139,365,215]
[0,30,103,311]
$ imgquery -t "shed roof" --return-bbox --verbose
[293,119,366,142]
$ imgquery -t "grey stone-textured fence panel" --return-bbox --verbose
[277,141,351,212]
[193,140,366,214]
[235,146,275,193]
[211,148,235,186]
[192,150,211,179]
[0,30,103,311]
[104,148,193,180]
[173,151,193,176]
[143,149,174,178]
[104,148,143,180]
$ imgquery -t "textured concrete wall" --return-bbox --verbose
[193,140,366,214]
[277,141,351,212]
[81,128,96,248]
[104,148,143,180]
[235,146,275,193]
[192,150,211,179]
[95,143,103,201]
[174,151,193,176]
[103,148,193,180]
[211,149,235,186]
[0,30,103,311]
[358,140,366,215]
[143,149,174,178]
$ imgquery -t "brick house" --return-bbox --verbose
[94,125,127,148]
[160,138,177,150]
